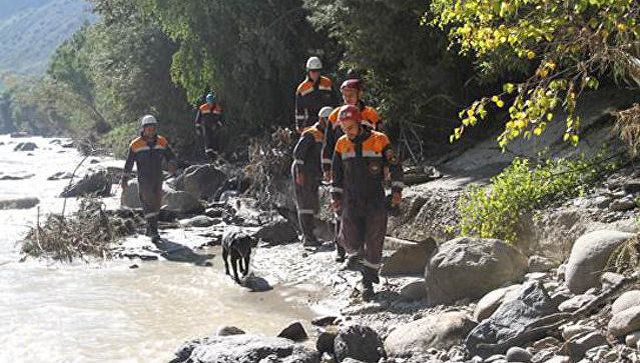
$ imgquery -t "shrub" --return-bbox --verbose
[458,153,617,243]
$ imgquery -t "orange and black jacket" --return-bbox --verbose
[121,134,176,184]
[195,102,225,128]
[331,129,403,210]
[322,102,381,173]
[292,123,324,181]
[295,76,338,130]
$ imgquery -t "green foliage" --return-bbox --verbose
[458,154,617,242]
[431,0,640,148]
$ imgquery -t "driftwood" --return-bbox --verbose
[475,272,640,353]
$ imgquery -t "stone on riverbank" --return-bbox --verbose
[13,142,37,151]
[473,285,521,322]
[0,197,39,210]
[380,237,437,276]
[612,290,640,315]
[60,170,111,198]
[608,305,640,337]
[424,237,528,305]
[565,230,634,293]
[175,164,226,200]
[334,324,385,363]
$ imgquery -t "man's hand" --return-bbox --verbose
[323,170,332,183]
[195,125,202,136]
[169,163,177,177]
[295,171,305,186]
[332,198,341,212]
[392,190,402,206]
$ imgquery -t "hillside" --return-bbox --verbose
[0,0,94,75]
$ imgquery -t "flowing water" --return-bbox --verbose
[0,135,315,362]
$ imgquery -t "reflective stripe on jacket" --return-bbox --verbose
[295,76,337,130]
[122,134,176,184]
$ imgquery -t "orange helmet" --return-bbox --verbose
[340,79,363,92]
[337,105,362,122]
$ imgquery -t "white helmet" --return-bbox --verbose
[306,56,323,71]
[318,106,334,119]
[140,114,158,128]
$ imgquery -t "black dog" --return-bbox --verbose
[221,229,253,283]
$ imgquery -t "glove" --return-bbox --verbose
[195,125,202,136]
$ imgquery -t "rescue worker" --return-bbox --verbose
[195,92,225,160]
[322,79,381,262]
[294,56,338,133]
[120,115,177,243]
[292,106,333,248]
[331,105,403,301]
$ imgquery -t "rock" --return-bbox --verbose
[384,312,476,355]
[340,359,366,363]
[334,324,385,363]
[278,321,308,342]
[610,196,637,211]
[506,346,532,362]
[623,179,640,194]
[176,164,226,200]
[565,230,634,293]
[549,289,573,308]
[485,355,506,363]
[544,356,570,363]
[625,331,640,347]
[47,171,73,180]
[465,281,556,358]
[561,325,596,341]
[558,293,597,312]
[424,237,528,305]
[398,279,427,301]
[473,285,521,322]
[311,316,338,327]
[592,195,612,208]
[564,331,608,361]
[60,170,111,198]
[216,326,245,336]
[173,334,319,363]
[532,337,561,350]
[13,142,37,151]
[253,216,298,244]
[10,131,30,138]
[206,207,225,218]
[528,255,556,273]
[611,290,640,315]
[0,172,35,180]
[164,190,204,214]
[601,272,625,290]
[181,215,216,228]
[556,264,567,280]
[608,305,640,337]
[0,197,39,210]
[380,237,437,276]
[316,330,337,354]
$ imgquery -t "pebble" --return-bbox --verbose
[506,346,532,362]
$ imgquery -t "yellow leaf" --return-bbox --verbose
[527,51,536,60]
[533,127,542,135]
[497,100,505,108]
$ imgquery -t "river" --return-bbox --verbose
[0,135,315,362]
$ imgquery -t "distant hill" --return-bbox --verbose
[0,0,94,75]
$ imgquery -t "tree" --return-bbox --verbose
[431,0,640,149]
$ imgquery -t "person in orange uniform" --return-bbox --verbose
[331,105,403,301]
[120,115,177,243]
[291,106,334,248]
[195,92,225,161]
[294,56,338,133]
[322,79,381,262]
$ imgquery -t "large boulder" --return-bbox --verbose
[60,170,111,198]
[384,311,476,355]
[13,142,37,151]
[608,305,640,337]
[334,324,385,363]
[424,237,528,305]
[465,281,557,358]
[380,237,437,276]
[176,164,226,200]
[0,197,39,210]
[612,290,640,315]
[120,180,173,209]
[164,190,204,214]
[253,216,298,244]
[473,284,521,322]
[173,334,319,363]
[565,230,634,293]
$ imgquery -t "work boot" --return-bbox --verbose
[302,237,321,248]
[334,242,345,262]
[148,217,160,243]
[362,265,380,284]
[362,279,375,301]
[340,255,362,272]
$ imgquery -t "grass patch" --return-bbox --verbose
[457,153,618,243]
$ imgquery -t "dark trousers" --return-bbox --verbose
[139,180,162,236]
[293,171,320,243]
[339,204,387,269]
[202,124,219,158]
